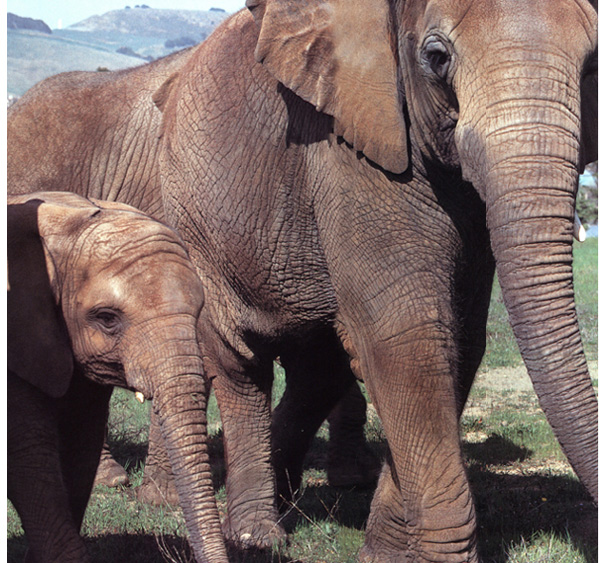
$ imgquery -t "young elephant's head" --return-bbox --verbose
[7,191,229,563]
[8,191,204,400]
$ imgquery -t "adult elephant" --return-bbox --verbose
[7,43,377,506]
[7,47,194,219]
[7,192,228,563]
[154,0,598,560]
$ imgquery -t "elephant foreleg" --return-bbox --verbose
[8,371,91,563]
[349,324,479,562]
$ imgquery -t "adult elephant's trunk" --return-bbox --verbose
[463,70,598,501]
[138,335,229,563]
[487,176,598,501]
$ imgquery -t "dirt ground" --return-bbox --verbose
[471,360,598,393]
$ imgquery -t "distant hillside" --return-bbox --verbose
[7,29,143,96]
[68,7,228,39]
[58,8,230,60]
[7,8,231,97]
[7,12,51,34]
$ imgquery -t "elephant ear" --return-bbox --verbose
[246,0,409,174]
[153,72,180,113]
[7,198,74,398]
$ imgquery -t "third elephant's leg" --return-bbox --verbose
[273,328,374,505]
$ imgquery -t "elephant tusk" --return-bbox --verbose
[574,211,586,242]
[135,391,145,404]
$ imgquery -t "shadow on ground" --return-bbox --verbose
[10,432,594,563]
[284,433,596,563]
[7,534,192,563]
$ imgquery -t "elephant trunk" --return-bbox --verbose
[145,342,229,563]
[479,95,598,501]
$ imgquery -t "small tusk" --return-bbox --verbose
[574,211,586,242]
[135,391,145,404]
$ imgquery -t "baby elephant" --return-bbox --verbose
[7,192,228,563]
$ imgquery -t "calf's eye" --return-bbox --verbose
[89,308,122,334]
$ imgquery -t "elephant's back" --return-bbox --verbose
[7,45,197,216]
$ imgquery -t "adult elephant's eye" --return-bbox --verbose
[89,308,123,335]
[421,35,453,81]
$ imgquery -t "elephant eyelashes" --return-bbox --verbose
[88,308,123,335]
[421,36,453,81]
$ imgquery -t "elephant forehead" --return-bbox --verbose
[423,0,595,48]
[79,214,188,262]
[73,256,203,321]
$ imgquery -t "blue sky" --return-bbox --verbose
[7,0,247,29]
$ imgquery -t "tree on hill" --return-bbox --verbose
[164,36,198,49]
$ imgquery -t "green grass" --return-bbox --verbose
[8,239,598,562]
[573,238,599,361]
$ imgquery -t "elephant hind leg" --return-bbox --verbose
[206,328,286,550]
[94,440,130,489]
[137,410,180,506]
[326,380,381,488]
[273,327,378,505]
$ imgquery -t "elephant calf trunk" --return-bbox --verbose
[151,366,229,563]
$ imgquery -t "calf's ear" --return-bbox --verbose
[7,199,74,398]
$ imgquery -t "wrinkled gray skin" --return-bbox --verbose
[7,45,377,506]
[7,48,194,219]
[7,192,228,563]
[153,1,598,561]
[139,368,379,506]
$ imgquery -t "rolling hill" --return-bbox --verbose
[7,7,231,97]
[8,29,142,97]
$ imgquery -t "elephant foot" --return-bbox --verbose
[137,466,179,506]
[327,444,381,488]
[358,544,377,563]
[359,542,478,563]
[222,514,287,550]
[94,449,129,488]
